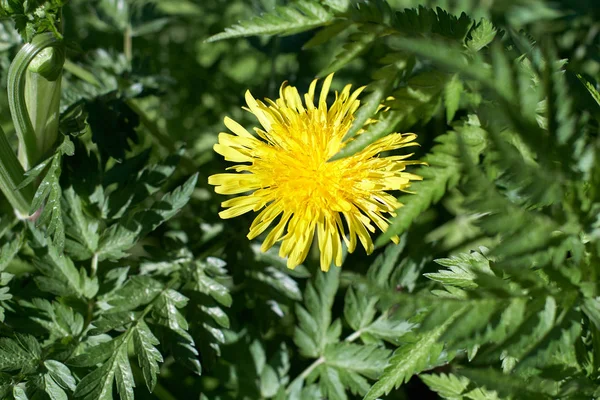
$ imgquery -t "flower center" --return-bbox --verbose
[262,126,355,215]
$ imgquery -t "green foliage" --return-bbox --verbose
[0,0,67,41]
[0,0,598,399]
[206,1,335,43]
[19,136,74,252]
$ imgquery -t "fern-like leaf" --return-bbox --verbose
[364,310,461,400]
[376,122,487,245]
[206,1,334,42]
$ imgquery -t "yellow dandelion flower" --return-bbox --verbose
[208,74,422,271]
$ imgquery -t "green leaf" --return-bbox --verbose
[577,74,600,108]
[0,334,41,373]
[28,298,85,342]
[332,70,450,160]
[114,345,135,400]
[97,173,198,260]
[458,368,560,399]
[319,25,385,76]
[444,74,463,123]
[322,0,349,13]
[342,63,400,142]
[29,152,65,251]
[206,1,333,42]
[44,360,77,392]
[132,321,163,392]
[376,123,487,245]
[183,258,232,307]
[99,276,163,313]
[248,266,302,302]
[74,351,119,400]
[31,235,98,299]
[0,234,23,271]
[543,43,576,145]
[582,298,600,331]
[294,268,340,358]
[427,250,493,290]
[467,19,497,52]
[420,373,470,399]
[105,150,182,219]
[319,366,347,400]
[69,337,124,368]
[152,289,201,375]
[323,343,390,380]
[42,373,69,400]
[477,296,558,367]
[364,309,462,400]
[343,286,377,332]
[63,187,100,260]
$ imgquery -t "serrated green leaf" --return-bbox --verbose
[206,1,333,42]
[324,343,390,380]
[63,187,99,259]
[73,353,117,400]
[427,251,493,289]
[294,268,339,358]
[114,345,135,400]
[0,334,41,373]
[543,43,576,145]
[0,235,23,272]
[44,360,76,392]
[342,64,400,142]
[152,289,201,375]
[184,258,232,307]
[28,298,85,342]
[319,365,347,400]
[69,337,124,368]
[31,236,98,299]
[376,123,487,245]
[133,321,163,392]
[249,266,302,301]
[344,286,377,332]
[88,312,137,336]
[31,154,65,251]
[106,150,182,219]
[577,74,600,108]
[458,368,559,399]
[99,276,163,313]
[364,309,462,400]
[467,19,497,52]
[420,373,470,400]
[97,173,198,261]
[332,70,450,160]
[320,26,384,76]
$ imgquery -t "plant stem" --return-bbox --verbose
[0,126,33,216]
[124,24,133,67]
[90,253,99,278]
[286,328,364,393]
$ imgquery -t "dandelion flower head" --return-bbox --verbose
[208,74,422,271]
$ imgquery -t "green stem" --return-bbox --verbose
[285,328,363,394]
[0,126,33,216]
[8,33,63,169]
[124,24,133,67]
